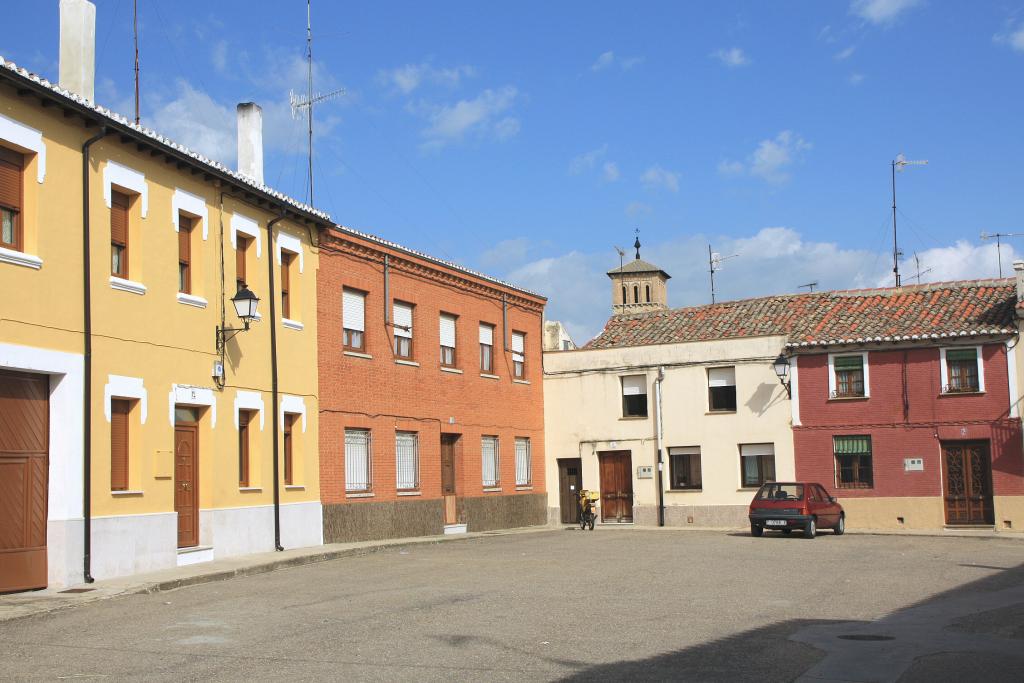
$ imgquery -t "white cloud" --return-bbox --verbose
[480,238,531,269]
[569,145,608,174]
[625,201,652,217]
[720,131,811,184]
[849,72,866,85]
[145,79,236,164]
[212,40,229,74]
[418,86,519,149]
[603,162,621,182]
[500,229,1011,344]
[591,51,644,72]
[851,0,923,25]
[711,47,750,67]
[994,22,1024,52]
[640,165,680,193]
[835,46,857,60]
[378,63,476,94]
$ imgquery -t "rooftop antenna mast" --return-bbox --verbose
[891,153,928,287]
[708,244,738,304]
[614,245,625,272]
[912,252,933,284]
[980,232,1024,278]
[133,0,139,124]
[798,282,818,293]
[290,0,344,204]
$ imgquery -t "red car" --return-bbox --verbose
[748,482,845,539]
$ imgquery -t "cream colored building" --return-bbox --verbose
[544,250,795,527]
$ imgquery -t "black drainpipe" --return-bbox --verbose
[267,214,285,551]
[82,127,108,583]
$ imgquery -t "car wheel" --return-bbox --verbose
[834,514,845,536]
[750,524,763,537]
[781,529,792,535]
[804,517,817,539]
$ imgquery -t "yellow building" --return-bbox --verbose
[0,0,329,591]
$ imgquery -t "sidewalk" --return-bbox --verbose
[571,521,1024,540]
[0,527,542,624]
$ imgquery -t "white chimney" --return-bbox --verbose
[236,103,264,184]
[58,0,96,102]
[1014,260,1024,303]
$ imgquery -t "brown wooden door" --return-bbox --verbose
[599,451,633,522]
[558,458,583,524]
[942,442,994,525]
[441,434,459,524]
[0,371,49,593]
[174,425,199,548]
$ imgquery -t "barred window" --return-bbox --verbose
[834,435,872,489]
[395,431,419,490]
[482,436,500,487]
[345,429,371,491]
[515,437,531,486]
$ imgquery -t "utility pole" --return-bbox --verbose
[980,232,1024,278]
[133,0,140,124]
[891,153,928,288]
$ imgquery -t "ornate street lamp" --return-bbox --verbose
[217,286,260,351]
[773,353,791,398]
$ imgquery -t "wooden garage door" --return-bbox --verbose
[0,370,49,593]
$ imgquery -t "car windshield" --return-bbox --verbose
[755,483,804,501]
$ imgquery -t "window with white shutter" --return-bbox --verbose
[342,289,366,351]
[345,429,371,491]
[740,443,775,488]
[515,437,531,486]
[511,331,526,379]
[440,313,457,367]
[707,367,737,412]
[395,431,419,490]
[479,323,495,373]
[621,375,648,418]
[393,301,413,359]
[481,436,499,487]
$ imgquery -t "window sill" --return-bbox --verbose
[482,486,502,492]
[705,410,736,415]
[176,292,208,308]
[397,490,421,497]
[0,247,42,270]
[346,491,374,498]
[512,379,531,385]
[619,416,648,421]
[395,359,419,367]
[515,485,533,491]
[441,366,463,374]
[480,373,500,380]
[110,276,147,295]
[284,485,305,491]
[238,486,262,492]
[282,318,304,331]
[828,396,869,402]
[668,488,702,493]
[939,391,984,397]
[111,489,144,496]
[344,351,372,359]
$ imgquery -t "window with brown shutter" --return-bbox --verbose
[0,146,24,251]
[238,410,252,487]
[280,251,294,319]
[110,399,130,491]
[178,214,192,294]
[283,413,296,485]
[236,235,249,291]
[110,191,130,277]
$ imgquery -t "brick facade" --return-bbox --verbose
[317,228,547,541]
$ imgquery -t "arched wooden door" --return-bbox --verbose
[0,370,49,593]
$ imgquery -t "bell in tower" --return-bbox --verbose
[607,233,671,314]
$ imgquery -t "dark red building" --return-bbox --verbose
[789,278,1024,531]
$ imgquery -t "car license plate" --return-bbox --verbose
[765,520,787,526]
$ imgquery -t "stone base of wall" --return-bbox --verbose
[994,496,1024,532]
[461,493,548,533]
[323,498,444,544]
[629,504,749,528]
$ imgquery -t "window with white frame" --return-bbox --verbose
[393,301,413,359]
[829,353,868,398]
[343,288,366,351]
[515,437,531,486]
[479,323,495,373]
[621,375,648,418]
[942,347,983,393]
[344,428,371,491]
[707,367,737,412]
[482,435,500,487]
[440,313,457,367]
[395,431,419,490]
[512,331,526,379]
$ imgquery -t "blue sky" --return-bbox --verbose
[5,0,1024,342]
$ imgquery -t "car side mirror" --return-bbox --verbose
[828,496,836,503]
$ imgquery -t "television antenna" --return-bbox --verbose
[979,232,1024,278]
[912,252,933,284]
[708,244,738,304]
[798,281,818,293]
[891,153,928,287]
[289,0,344,205]
[614,245,626,271]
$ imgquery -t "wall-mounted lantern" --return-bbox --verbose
[773,353,792,398]
[217,286,260,351]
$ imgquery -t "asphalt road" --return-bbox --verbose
[1,529,1022,682]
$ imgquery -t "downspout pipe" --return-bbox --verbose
[654,366,666,527]
[82,126,108,583]
[267,214,285,551]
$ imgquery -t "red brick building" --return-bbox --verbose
[788,279,1024,531]
[317,225,547,541]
